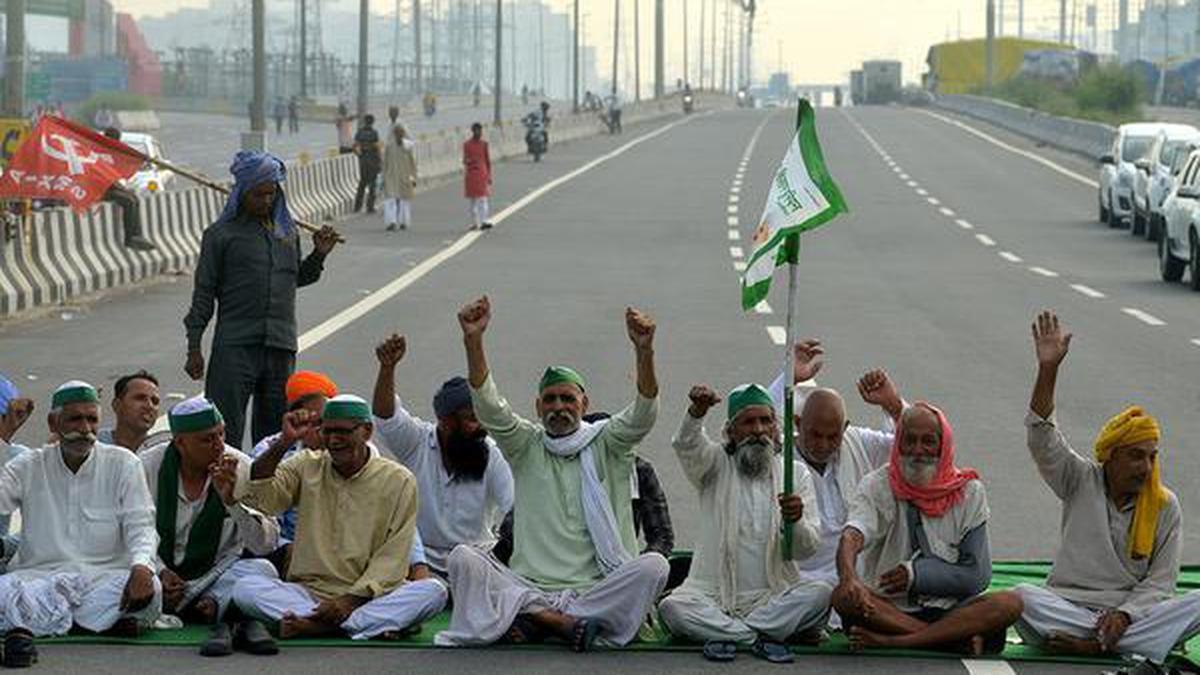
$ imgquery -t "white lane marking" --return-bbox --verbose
[730,246,744,258]
[907,180,919,188]
[766,326,787,345]
[727,205,739,215]
[733,261,747,272]
[899,173,909,180]
[726,216,740,226]
[999,251,1023,263]
[916,188,929,196]
[961,660,1018,675]
[939,207,956,217]
[1070,284,1107,299]
[919,109,1098,189]
[755,301,773,314]
[297,114,702,353]
[956,219,975,230]
[1122,307,1166,326]
[1029,266,1060,278]
[730,185,741,194]
[1191,338,1200,348]
[728,194,740,204]
[727,230,740,241]
[927,196,941,205]
[976,234,996,246]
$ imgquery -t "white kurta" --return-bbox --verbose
[0,442,161,635]
[657,413,830,644]
[846,466,989,612]
[140,444,279,617]
[1015,411,1200,663]
[372,395,514,572]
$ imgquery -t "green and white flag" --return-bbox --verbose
[740,100,848,310]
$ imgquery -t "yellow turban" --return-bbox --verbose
[1093,406,1167,560]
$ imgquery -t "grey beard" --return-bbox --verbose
[900,456,938,487]
[735,437,774,480]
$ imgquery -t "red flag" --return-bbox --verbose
[1,116,145,211]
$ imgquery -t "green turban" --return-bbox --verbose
[168,396,225,435]
[539,366,586,393]
[51,380,99,409]
[727,383,774,421]
[323,394,372,422]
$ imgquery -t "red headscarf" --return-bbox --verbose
[887,402,980,517]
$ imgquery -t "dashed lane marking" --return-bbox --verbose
[1029,266,1060,278]
[766,326,787,345]
[1122,308,1166,326]
[733,261,747,272]
[956,219,975,230]
[999,251,1023,263]
[927,197,941,205]
[976,234,996,246]
[730,246,744,258]
[727,230,740,241]
[727,216,739,226]
[916,188,929,196]
[939,207,956,217]
[1070,284,1107,299]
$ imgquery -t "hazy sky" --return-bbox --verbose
[106,0,1095,85]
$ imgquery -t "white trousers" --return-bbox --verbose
[1014,583,1200,663]
[231,575,448,640]
[185,558,278,620]
[0,569,162,636]
[434,545,669,647]
[658,581,833,644]
[469,197,490,226]
[383,198,411,226]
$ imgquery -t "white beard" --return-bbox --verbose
[734,437,774,481]
[900,456,938,487]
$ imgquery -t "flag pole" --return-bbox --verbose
[780,232,799,559]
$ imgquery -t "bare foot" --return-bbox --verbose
[1045,632,1103,656]
[962,635,985,656]
[183,596,218,625]
[278,613,335,639]
[848,626,893,650]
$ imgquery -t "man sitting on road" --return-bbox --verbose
[141,396,280,657]
[0,381,160,667]
[832,402,1023,654]
[231,395,446,640]
[658,383,830,664]
[371,334,513,577]
[768,341,904,587]
[435,296,669,652]
[1014,311,1200,675]
[98,370,166,453]
[0,377,34,570]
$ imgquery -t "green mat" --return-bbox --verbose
[40,561,1200,668]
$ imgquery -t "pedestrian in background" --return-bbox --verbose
[382,124,418,232]
[336,103,355,154]
[353,114,383,214]
[272,97,286,135]
[287,96,300,134]
[462,123,493,230]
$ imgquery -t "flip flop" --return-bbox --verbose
[3,628,37,668]
[702,640,738,662]
[751,638,794,664]
[504,615,546,645]
[570,618,602,653]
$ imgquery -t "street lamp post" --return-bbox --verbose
[358,0,369,119]
[574,0,580,112]
[4,0,25,117]
[494,0,502,124]
[612,0,620,97]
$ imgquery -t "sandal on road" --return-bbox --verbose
[570,618,601,653]
[751,638,794,664]
[702,640,738,662]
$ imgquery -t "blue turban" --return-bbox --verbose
[433,377,472,418]
[217,151,295,238]
[0,374,16,416]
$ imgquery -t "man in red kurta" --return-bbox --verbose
[463,123,493,230]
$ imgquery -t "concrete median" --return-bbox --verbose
[932,93,1115,160]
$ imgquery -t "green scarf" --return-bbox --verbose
[155,444,228,581]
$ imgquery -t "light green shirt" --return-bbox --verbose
[471,374,658,591]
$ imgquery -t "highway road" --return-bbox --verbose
[1,103,1195,674]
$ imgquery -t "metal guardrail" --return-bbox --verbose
[933,94,1116,160]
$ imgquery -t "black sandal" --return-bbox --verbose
[570,619,601,653]
[4,628,37,668]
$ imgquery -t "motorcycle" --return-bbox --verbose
[523,115,548,162]
[682,93,695,114]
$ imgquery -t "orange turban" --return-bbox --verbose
[286,371,338,405]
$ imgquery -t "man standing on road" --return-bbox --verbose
[287,96,300,134]
[436,296,668,652]
[831,403,1023,654]
[336,103,355,155]
[140,397,280,657]
[658,383,830,664]
[97,370,165,453]
[353,115,383,214]
[382,123,418,232]
[231,395,447,640]
[183,151,340,449]
[1014,311,1200,674]
[272,97,286,135]
[370,333,513,577]
[463,123,493,230]
[0,381,160,666]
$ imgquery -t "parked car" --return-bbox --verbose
[1100,123,1161,228]
[1132,124,1200,240]
[1157,147,1200,289]
[118,132,175,196]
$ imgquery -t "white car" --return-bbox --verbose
[1099,123,1161,228]
[1157,147,1200,290]
[118,132,174,196]
[1132,124,1200,240]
